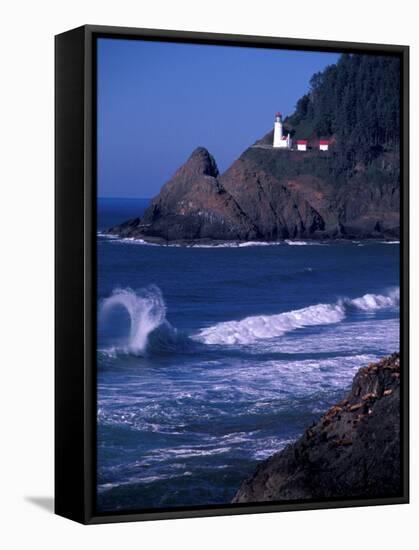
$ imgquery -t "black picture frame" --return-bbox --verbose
[55,24,409,524]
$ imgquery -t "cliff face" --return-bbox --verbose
[218,152,327,240]
[233,354,401,503]
[219,146,399,240]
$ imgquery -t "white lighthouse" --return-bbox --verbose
[273,112,291,149]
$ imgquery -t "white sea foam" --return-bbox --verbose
[284,239,326,246]
[349,288,399,311]
[239,241,277,248]
[258,318,399,357]
[191,241,283,249]
[194,288,399,346]
[118,237,160,246]
[194,303,346,345]
[97,232,119,239]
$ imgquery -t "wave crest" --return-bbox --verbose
[194,303,346,345]
[100,285,174,355]
[194,288,399,346]
[349,288,399,311]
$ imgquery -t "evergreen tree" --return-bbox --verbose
[286,53,400,172]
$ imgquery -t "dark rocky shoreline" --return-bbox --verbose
[233,353,401,503]
[101,233,399,247]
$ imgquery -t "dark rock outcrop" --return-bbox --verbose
[233,353,401,503]
[107,147,258,243]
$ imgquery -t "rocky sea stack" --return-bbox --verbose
[233,353,401,503]
[107,147,258,243]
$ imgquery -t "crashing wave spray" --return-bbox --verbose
[348,288,399,311]
[100,285,168,355]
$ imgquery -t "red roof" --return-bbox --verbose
[275,112,282,117]
[297,140,308,144]
[319,140,330,145]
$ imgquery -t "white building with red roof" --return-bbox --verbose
[296,140,308,151]
[319,139,330,151]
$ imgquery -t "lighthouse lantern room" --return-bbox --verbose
[273,112,292,149]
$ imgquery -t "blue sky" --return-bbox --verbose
[97,38,339,198]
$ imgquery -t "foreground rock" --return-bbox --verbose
[233,353,401,503]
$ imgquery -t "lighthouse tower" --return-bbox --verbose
[273,112,283,147]
[273,112,291,149]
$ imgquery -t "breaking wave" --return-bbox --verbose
[99,285,179,355]
[99,286,399,353]
[349,288,399,311]
[194,303,345,345]
[194,288,399,346]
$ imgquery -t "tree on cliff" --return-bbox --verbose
[287,53,400,169]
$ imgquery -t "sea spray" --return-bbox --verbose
[100,285,169,355]
[348,288,399,311]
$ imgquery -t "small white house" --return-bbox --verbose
[296,140,308,151]
[319,140,330,151]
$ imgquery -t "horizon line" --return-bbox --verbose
[98,196,152,200]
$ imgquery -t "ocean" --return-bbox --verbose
[96,198,400,512]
